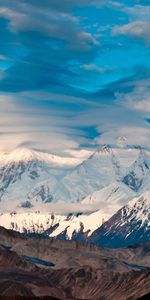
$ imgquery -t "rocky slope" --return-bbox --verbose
[0,227,150,299]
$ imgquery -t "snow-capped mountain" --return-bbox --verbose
[0,145,150,209]
[89,191,150,248]
[0,147,82,210]
[57,145,123,202]
[0,144,150,246]
[0,211,104,239]
[0,183,136,240]
[0,144,142,210]
[0,188,150,246]
[1,147,81,167]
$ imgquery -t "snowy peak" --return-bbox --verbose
[4,147,39,163]
[117,136,127,147]
[90,144,112,158]
[60,145,121,201]
[97,144,112,154]
[0,147,82,168]
[1,145,150,212]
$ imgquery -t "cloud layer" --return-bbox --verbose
[0,0,150,152]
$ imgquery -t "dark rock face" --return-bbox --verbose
[122,150,150,192]
[21,201,33,208]
[123,171,143,192]
[28,185,54,203]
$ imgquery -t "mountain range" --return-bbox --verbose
[0,145,150,247]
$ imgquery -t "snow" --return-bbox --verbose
[0,145,150,239]
[1,147,82,167]
[0,210,108,239]
[0,145,149,209]
[113,148,140,169]
[82,182,135,214]
[125,191,150,226]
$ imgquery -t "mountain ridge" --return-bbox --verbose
[0,145,150,247]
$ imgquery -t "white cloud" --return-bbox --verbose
[112,21,150,44]
[1,78,150,152]
[0,93,80,152]
[116,86,150,113]
[80,64,114,73]
[96,126,150,147]
[0,2,99,51]
[65,149,93,159]
[123,5,150,21]
[131,99,150,111]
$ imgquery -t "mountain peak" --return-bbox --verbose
[117,136,127,147]
[97,144,112,155]
[88,145,112,161]
[102,144,111,151]
[4,147,39,163]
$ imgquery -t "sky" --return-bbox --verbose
[0,0,150,154]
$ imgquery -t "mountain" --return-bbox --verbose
[0,147,81,167]
[56,145,123,202]
[1,145,150,247]
[0,210,115,238]
[0,182,135,239]
[0,145,124,210]
[0,226,150,299]
[0,147,82,210]
[89,191,150,248]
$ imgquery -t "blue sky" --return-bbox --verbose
[0,0,150,153]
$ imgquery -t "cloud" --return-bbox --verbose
[0,1,99,51]
[0,0,150,152]
[80,64,115,73]
[79,76,150,147]
[0,91,100,152]
[131,99,150,111]
[123,4,150,20]
[1,74,150,152]
[0,92,77,151]
[97,126,150,147]
[112,4,150,45]
[115,84,150,113]
[112,21,150,44]
[0,0,101,94]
